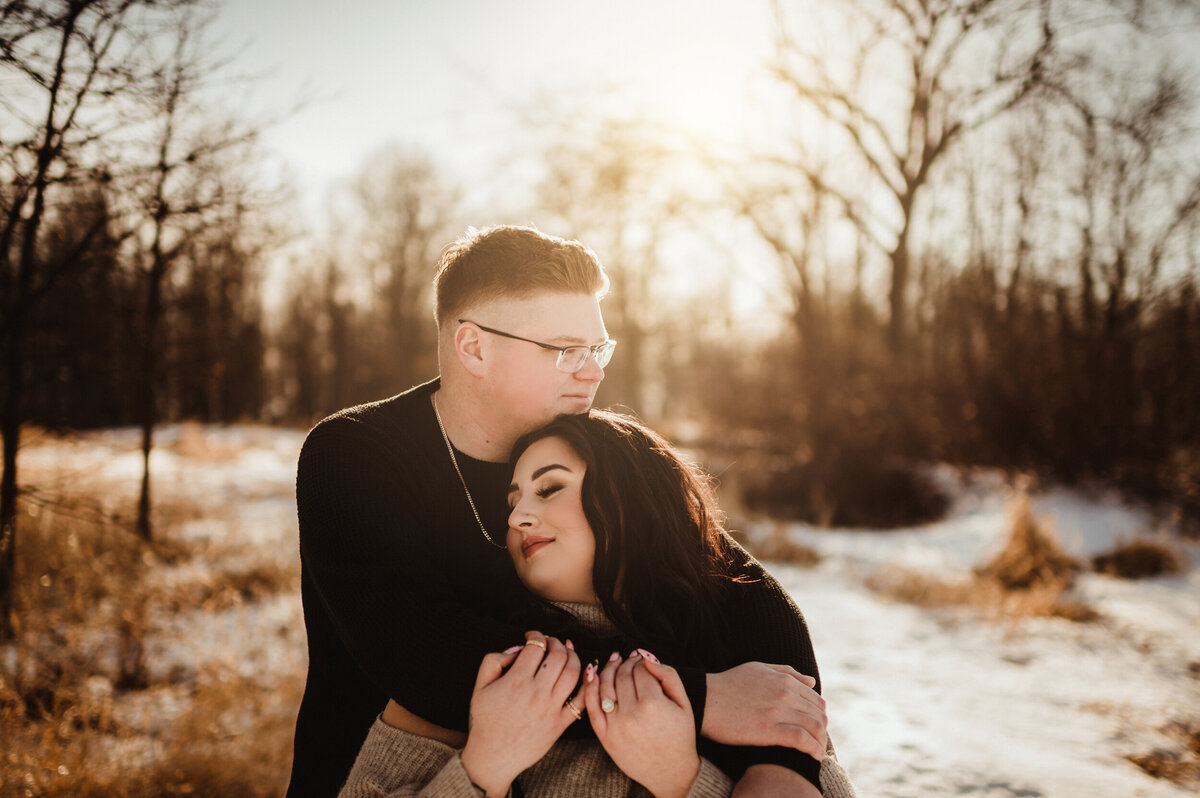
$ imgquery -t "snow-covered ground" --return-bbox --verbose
[745,470,1200,797]
[11,426,1200,796]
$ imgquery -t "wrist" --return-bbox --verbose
[700,671,723,738]
[458,747,513,797]
[651,755,701,798]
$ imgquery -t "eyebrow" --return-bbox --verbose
[507,463,573,494]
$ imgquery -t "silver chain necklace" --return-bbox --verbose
[432,393,507,550]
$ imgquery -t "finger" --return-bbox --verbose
[614,651,641,706]
[510,630,548,676]
[779,721,826,761]
[536,636,569,682]
[784,676,827,716]
[475,649,520,690]
[764,663,820,692]
[560,677,587,728]
[631,658,663,702]
[582,662,606,736]
[639,658,689,710]
[552,644,582,703]
[598,651,621,714]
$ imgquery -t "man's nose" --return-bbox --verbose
[575,352,605,383]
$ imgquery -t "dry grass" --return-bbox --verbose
[743,521,822,566]
[868,490,1098,622]
[2,476,302,797]
[1125,718,1200,785]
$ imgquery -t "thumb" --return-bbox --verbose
[475,649,520,690]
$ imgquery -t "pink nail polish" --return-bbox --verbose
[636,648,659,664]
[566,639,575,651]
[630,650,641,660]
[608,651,620,663]
[585,663,596,683]
[503,645,523,654]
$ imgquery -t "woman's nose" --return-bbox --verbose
[509,500,535,528]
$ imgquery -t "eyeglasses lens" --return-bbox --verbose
[556,342,615,373]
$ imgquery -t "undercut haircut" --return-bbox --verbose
[433,225,609,327]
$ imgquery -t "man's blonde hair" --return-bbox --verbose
[433,225,609,327]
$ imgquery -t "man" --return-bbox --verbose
[288,226,827,796]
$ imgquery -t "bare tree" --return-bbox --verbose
[0,0,192,639]
[348,147,457,394]
[763,0,1055,354]
[122,8,270,541]
[529,115,693,416]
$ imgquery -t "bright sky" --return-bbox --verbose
[213,0,780,219]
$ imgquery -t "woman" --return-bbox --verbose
[340,411,855,797]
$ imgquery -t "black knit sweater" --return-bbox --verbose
[286,379,822,796]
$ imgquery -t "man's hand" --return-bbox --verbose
[702,662,827,760]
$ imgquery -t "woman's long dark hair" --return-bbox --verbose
[509,410,738,665]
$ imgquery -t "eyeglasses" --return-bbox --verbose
[459,319,616,373]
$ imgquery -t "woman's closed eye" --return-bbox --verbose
[535,483,563,500]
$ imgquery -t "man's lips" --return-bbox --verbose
[521,536,554,558]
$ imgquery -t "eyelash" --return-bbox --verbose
[536,484,563,499]
[509,482,565,510]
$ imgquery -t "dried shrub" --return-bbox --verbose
[742,451,949,529]
[1125,718,1200,784]
[868,490,1097,622]
[975,493,1081,590]
[1092,538,1187,579]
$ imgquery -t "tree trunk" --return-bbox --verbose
[136,259,164,542]
[0,329,22,640]
[888,238,910,355]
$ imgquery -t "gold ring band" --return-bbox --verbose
[524,639,547,651]
[564,698,583,720]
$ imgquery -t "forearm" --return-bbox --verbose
[696,536,825,786]
[731,764,821,798]
[340,718,499,798]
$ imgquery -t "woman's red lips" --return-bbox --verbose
[521,536,554,558]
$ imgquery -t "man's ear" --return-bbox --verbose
[455,322,487,377]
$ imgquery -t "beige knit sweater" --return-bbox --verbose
[338,603,857,798]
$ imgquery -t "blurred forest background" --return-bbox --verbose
[5,0,1200,626]
[2,0,1200,791]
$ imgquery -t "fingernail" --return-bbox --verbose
[566,639,575,651]
[630,650,641,660]
[635,648,659,664]
[608,651,620,663]
[503,645,523,654]
[585,663,596,682]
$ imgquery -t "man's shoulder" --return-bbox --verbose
[308,379,436,436]
[300,379,439,465]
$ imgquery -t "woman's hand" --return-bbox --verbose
[459,631,583,797]
[583,650,701,798]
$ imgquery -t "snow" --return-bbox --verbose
[747,470,1200,797]
[10,425,1199,796]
